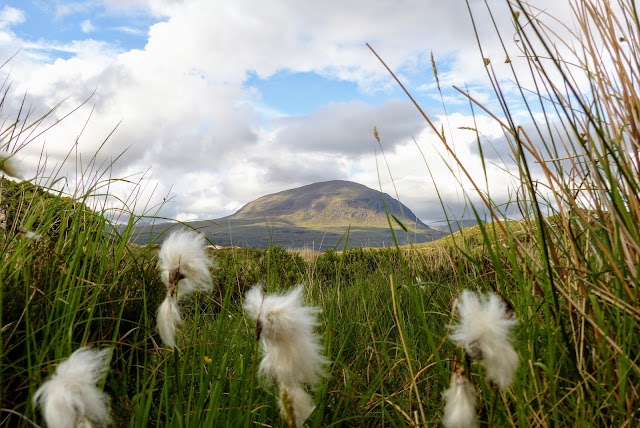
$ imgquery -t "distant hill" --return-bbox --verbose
[130,180,446,249]
[429,219,484,233]
[233,180,431,228]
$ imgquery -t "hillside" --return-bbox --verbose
[131,180,445,249]
[234,180,429,228]
[429,219,484,233]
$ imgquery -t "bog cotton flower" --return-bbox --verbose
[0,149,21,178]
[158,229,213,301]
[449,290,518,389]
[33,347,112,428]
[442,370,479,428]
[244,284,329,427]
[244,284,328,387]
[156,298,183,350]
[278,382,315,428]
[156,229,213,349]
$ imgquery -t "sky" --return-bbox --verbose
[0,0,576,226]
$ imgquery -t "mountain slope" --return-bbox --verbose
[429,219,484,233]
[132,180,445,249]
[232,180,429,228]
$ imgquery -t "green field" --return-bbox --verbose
[128,217,443,250]
[2,1,639,426]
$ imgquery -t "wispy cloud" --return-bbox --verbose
[22,38,119,56]
[54,1,93,19]
[112,25,146,36]
[0,5,25,29]
[81,19,95,34]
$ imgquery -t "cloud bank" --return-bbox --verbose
[0,0,574,224]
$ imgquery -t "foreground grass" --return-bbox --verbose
[0,175,507,426]
[2,0,640,426]
[2,182,635,426]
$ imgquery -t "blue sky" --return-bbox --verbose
[247,71,399,117]
[4,1,411,115]
[4,1,152,50]
[0,0,572,223]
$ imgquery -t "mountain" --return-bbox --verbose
[233,180,430,228]
[130,180,446,249]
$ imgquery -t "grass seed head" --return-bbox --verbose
[158,229,213,301]
[442,370,479,428]
[244,284,329,388]
[278,382,315,428]
[0,149,22,179]
[33,347,113,428]
[156,297,183,350]
[450,290,518,389]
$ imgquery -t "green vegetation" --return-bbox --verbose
[2,0,639,426]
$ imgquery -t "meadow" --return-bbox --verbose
[1,0,639,426]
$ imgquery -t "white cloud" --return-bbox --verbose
[0,5,25,29]
[54,1,93,19]
[80,19,95,33]
[111,26,146,36]
[0,0,579,224]
[273,100,425,156]
[347,112,519,223]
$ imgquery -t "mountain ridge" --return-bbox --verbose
[231,180,429,228]
[131,180,445,248]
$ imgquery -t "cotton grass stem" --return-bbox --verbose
[172,348,185,427]
[389,274,427,425]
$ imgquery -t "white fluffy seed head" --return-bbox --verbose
[442,371,479,428]
[477,335,519,389]
[244,284,329,388]
[21,230,42,240]
[278,382,316,428]
[158,229,213,301]
[0,149,21,178]
[156,297,183,350]
[449,290,519,389]
[33,347,112,428]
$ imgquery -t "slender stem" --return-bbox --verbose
[389,274,427,426]
[173,349,184,427]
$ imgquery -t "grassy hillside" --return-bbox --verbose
[1,176,638,426]
[0,177,465,426]
[131,217,441,249]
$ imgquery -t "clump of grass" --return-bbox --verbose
[371,0,640,424]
